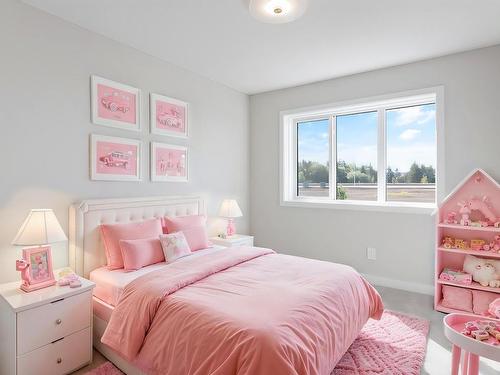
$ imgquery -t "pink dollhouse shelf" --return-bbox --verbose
[435,169,500,318]
[438,223,500,233]
[438,279,500,293]
[438,247,500,259]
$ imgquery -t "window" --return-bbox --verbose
[297,119,330,197]
[280,89,442,212]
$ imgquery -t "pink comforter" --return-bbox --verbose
[102,247,383,375]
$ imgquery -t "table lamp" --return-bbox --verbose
[218,199,243,237]
[12,209,67,292]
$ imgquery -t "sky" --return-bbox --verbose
[297,103,436,173]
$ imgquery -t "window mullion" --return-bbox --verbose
[377,108,386,202]
[329,115,336,200]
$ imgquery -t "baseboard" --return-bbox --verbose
[362,273,434,296]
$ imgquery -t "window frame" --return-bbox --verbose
[280,87,445,214]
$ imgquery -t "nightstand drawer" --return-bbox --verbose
[17,290,91,355]
[17,326,91,375]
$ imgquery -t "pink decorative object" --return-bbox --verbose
[100,218,163,270]
[151,142,188,182]
[488,298,500,319]
[441,285,473,312]
[439,268,472,285]
[484,235,500,252]
[91,135,141,181]
[159,232,192,262]
[162,215,209,251]
[18,246,56,292]
[445,211,458,224]
[471,290,500,315]
[91,76,140,130]
[469,196,499,225]
[218,199,243,237]
[150,94,188,138]
[119,238,165,271]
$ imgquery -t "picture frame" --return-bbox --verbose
[22,246,55,290]
[90,134,142,181]
[150,93,188,138]
[151,142,188,182]
[91,75,141,131]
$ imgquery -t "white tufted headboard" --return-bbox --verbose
[69,196,205,278]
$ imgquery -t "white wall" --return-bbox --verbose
[0,0,250,283]
[250,45,500,293]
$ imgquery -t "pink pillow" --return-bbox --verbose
[100,218,163,269]
[162,215,209,251]
[119,238,165,271]
[441,285,473,312]
[159,232,192,262]
[472,290,499,315]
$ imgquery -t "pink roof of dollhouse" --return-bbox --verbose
[439,168,500,208]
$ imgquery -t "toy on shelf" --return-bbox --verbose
[458,201,472,226]
[455,239,469,250]
[439,268,472,285]
[442,237,454,249]
[484,235,500,252]
[445,211,458,224]
[457,196,500,228]
[470,239,486,251]
[463,255,500,287]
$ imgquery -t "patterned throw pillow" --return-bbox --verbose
[159,232,192,262]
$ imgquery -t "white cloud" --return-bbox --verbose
[392,106,435,127]
[399,129,421,141]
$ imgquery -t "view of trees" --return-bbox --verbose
[298,160,435,184]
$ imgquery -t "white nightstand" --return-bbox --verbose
[0,276,95,375]
[210,234,254,248]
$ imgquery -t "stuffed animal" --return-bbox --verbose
[458,201,472,226]
[484,235,500,252]
[488,298,500,319]
[463,255,500,287]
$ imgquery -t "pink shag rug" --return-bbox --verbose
[85,310,429,375]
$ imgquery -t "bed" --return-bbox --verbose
[69,196,383,375]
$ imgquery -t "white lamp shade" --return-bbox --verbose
[218,200,243,218]
[249,0,309,24]
[12,209,67,246]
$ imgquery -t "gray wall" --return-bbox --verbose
[0,0,249,283]
[250,45,500,293]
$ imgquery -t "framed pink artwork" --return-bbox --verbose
[151,142,188,182]
[150,93,188,138]
[90,134,142,181]
[21,246,55,291]
[91,76,141,131]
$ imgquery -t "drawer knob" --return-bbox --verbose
[56,357,62,364]
[55,318,62,325]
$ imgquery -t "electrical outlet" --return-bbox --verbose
[367,247,377,260]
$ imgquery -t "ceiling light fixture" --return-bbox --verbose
[249,0,309,24]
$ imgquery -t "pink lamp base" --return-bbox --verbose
[20,279,56,292]
[16,245,56,293]
[226,218,236,237]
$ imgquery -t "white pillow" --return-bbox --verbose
[159,232,192,262]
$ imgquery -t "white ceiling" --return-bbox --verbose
[22,0,500,94]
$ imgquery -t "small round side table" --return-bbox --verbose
[444,313,500,375]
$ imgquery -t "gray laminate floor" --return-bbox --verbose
[73,286,500,374]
